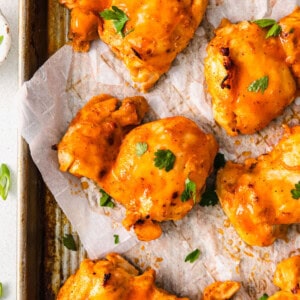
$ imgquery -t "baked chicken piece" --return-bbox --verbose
[204,19,296,136]
[58,94,149,184]
[59,0,208,91]
[100,116,218,241]
[57,253,189,299]
[58,95,218,241]
[216,126,300,246]
[202,281,241,300]
[268,255,300,299]
[279,7,300,87]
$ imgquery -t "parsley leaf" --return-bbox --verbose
[136,142,148,157]
[248,76,269,93]
[258,293,269,300]
[253,19,282,38]
[266,23,282,38]
[0,35,3,45]
[253,19,276,28]
[62,234,77,251]
[200,189,219,206]
[291,181,300,199]
[154,149,176,172]
[181,178,197,203]
[114,234,119,244]
[100,6,130,37]
[100,189,115,207]
[185,249,201,263]
[0,164,11,200]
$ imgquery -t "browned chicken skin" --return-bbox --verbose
[202,281,241,300]
[59,0,208,91]
[204,19,296,136]
[57,253,189,299]
[216,126,300,246]
[100,116,218,241]
[279,7,300,87]
[58,95,218,241]
[58,94,149,183]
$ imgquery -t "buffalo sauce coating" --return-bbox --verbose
[204,19,296,136]
[57,253,189,299]
[59,0,208,91]
[100,116,218,241]
[57,94,149,184]
[279,7,300,87]
[268,255,300,299]
[216,126,300,246]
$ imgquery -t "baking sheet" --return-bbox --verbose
[18,0,300,299]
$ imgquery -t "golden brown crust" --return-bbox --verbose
[204,19,296,136]
[216,126,300,246]
[202,281,241,300]
[57,253,189,299]
[59,0,208,91]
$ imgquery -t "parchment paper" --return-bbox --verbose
[19,0,300,299]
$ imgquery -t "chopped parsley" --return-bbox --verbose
[62,234,77,251]
[248,76,269,93]
[0,163,11,200]
[291,181,300,199]
[185,249,201,263]
[113,234,119,244]
[200,189,219,206]
[258,294,269,300]
[100,6,131,37]
[100,189,115,207]
[136,142,148,157]
[181,178,197,203]
[0,35,3,45]
[154,149,176,172]
[200,153,225,206]
[253,19,282,38]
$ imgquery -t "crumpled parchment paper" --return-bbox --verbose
[19,0,300,299]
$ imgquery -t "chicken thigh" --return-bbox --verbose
[57,253,189,299]
[204,19,296,136]
[100,116,218,241]
[58,94,149,183]
[58,95,218,241]
[268,255,300,299]
[279,7,300,87]
[59,0,208,91]
[216,126,300,246]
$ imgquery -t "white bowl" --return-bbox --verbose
[0,9,11,65]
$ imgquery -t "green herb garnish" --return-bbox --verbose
[291,181,300,199]
[181,178,197,203]
[100,6,130,37]
[253,19,282,38]
[154,149,176,172]
[0,164,11,200]
[136,142,148,157]
[248,76,269,93]
[200,189,219,206]
[114,234,119,244]
[0,36,3,45]
[100,189,115,208]
[62,234,77,251]
[0,282,2,297]
[253,19,277,28]
[258,293,269,300]
[184,249,201,263]
[214,152,226,169]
